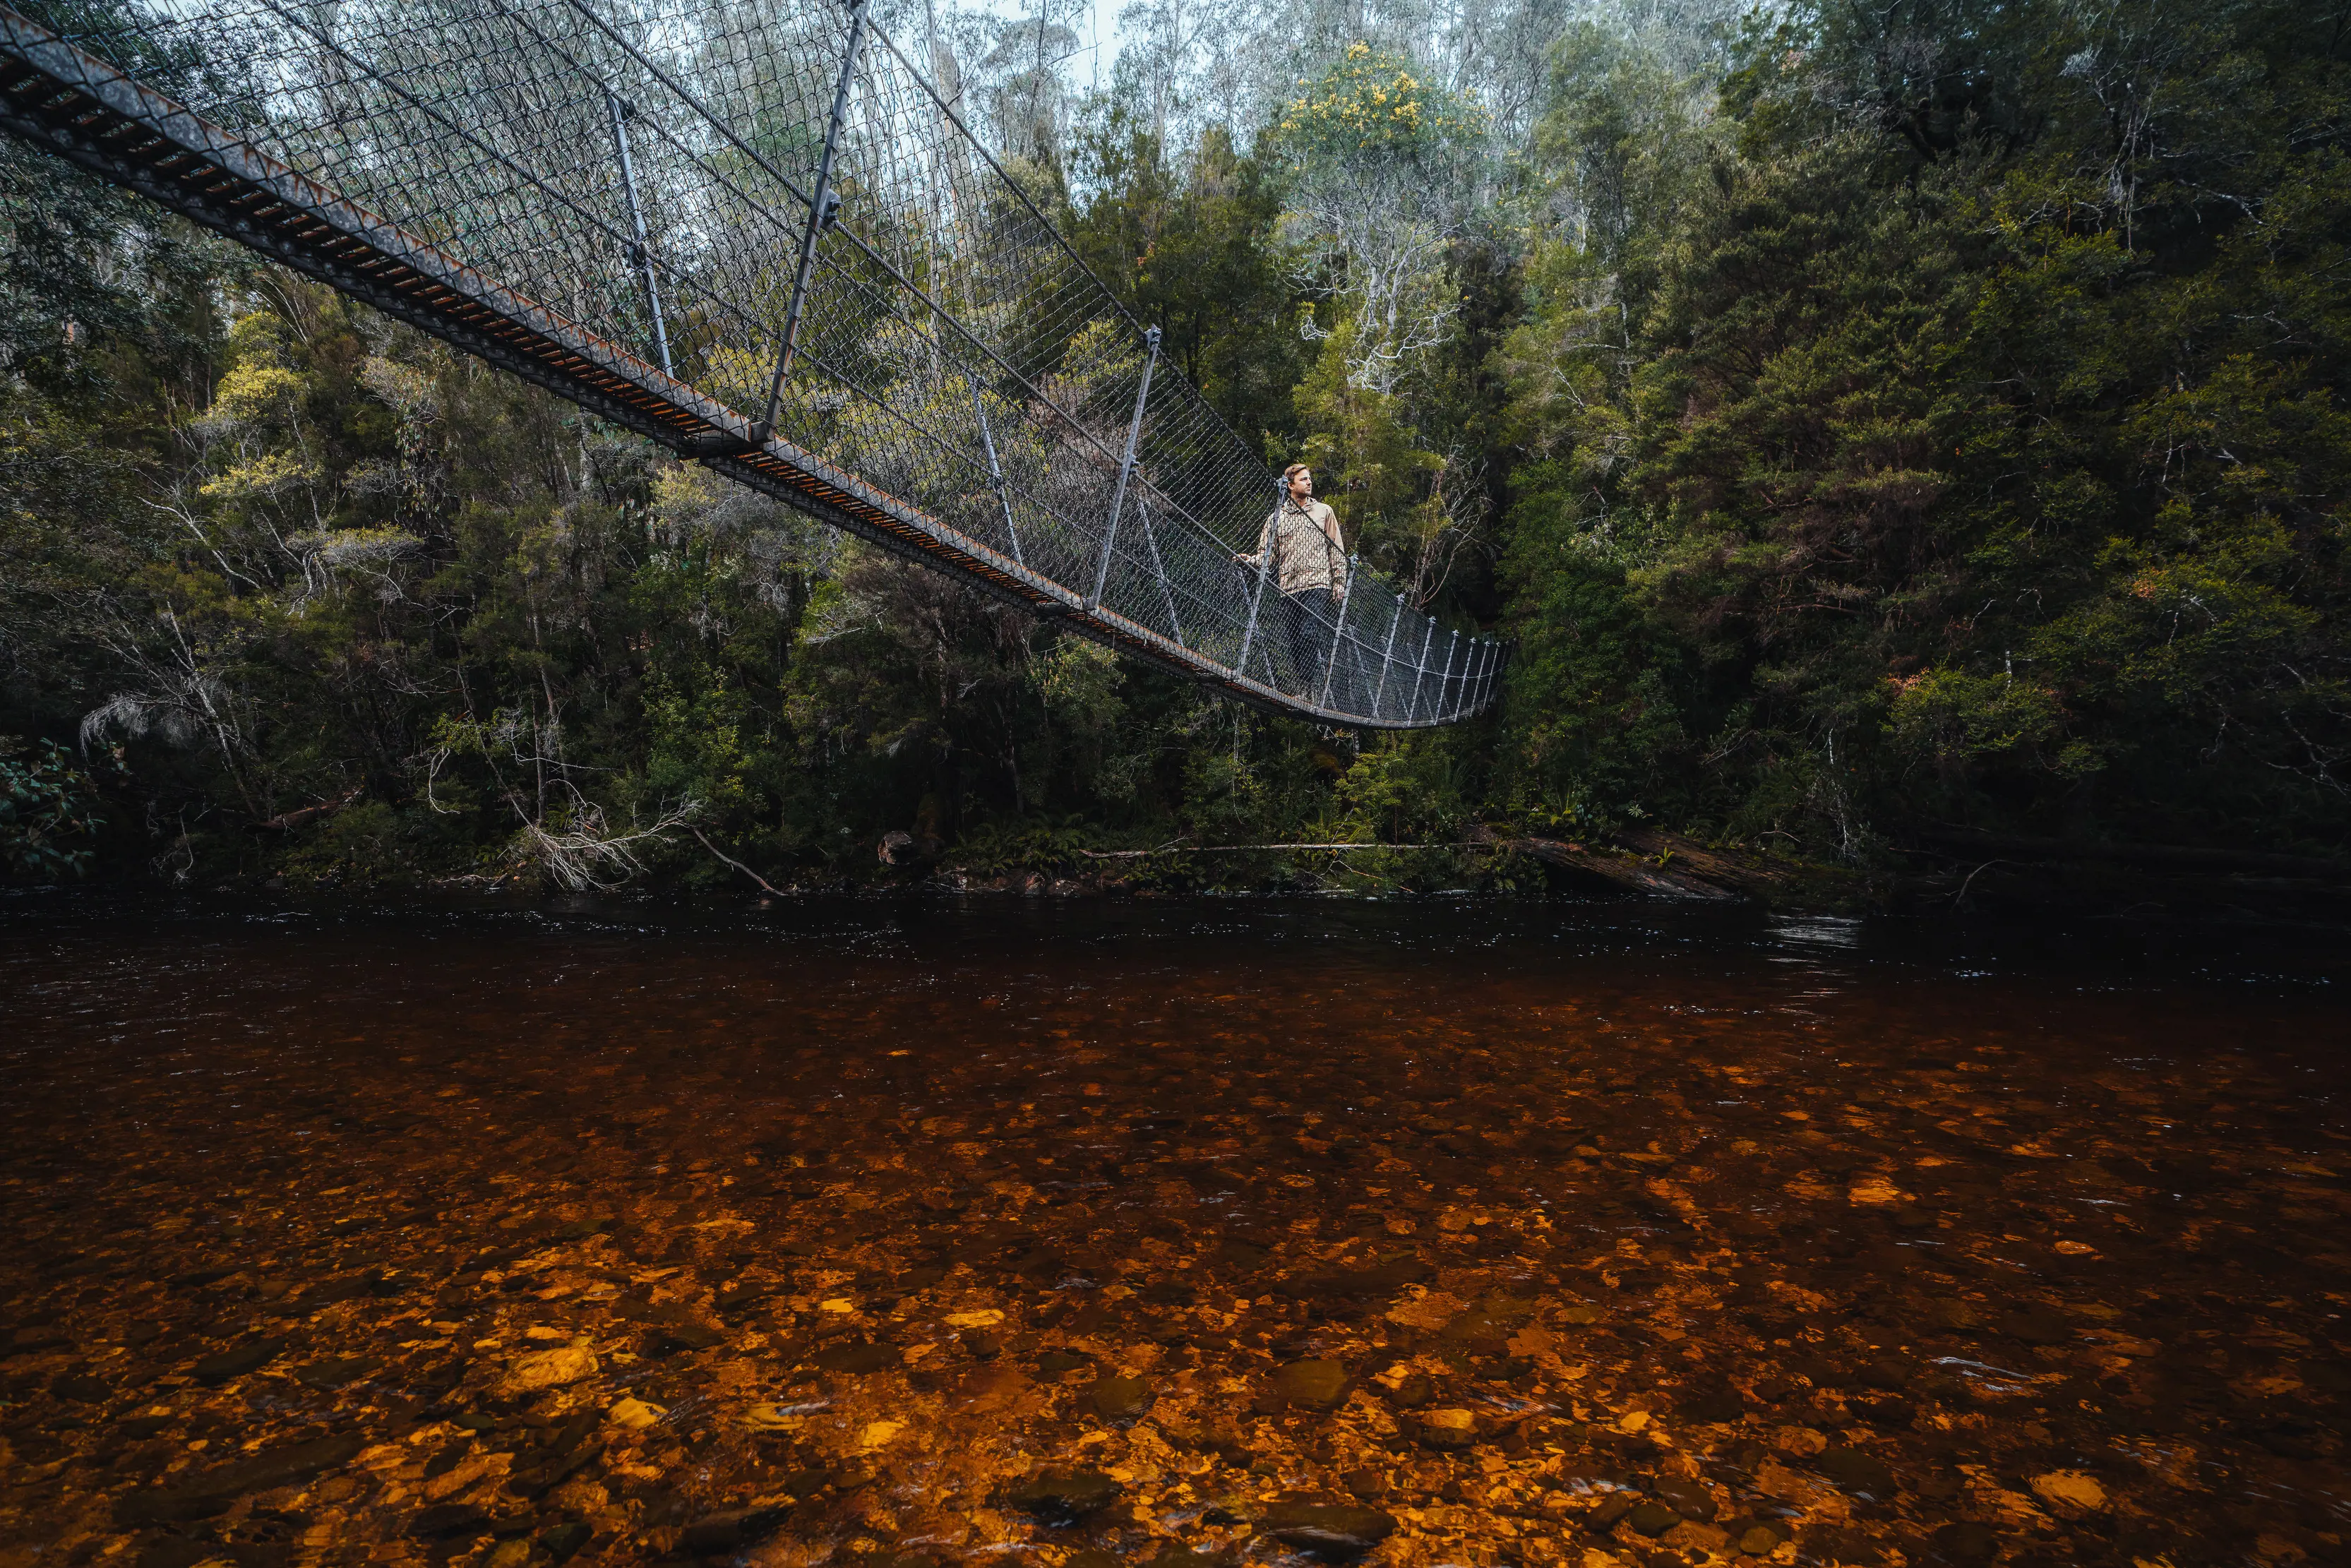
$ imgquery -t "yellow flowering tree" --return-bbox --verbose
[1274,42,1490,393]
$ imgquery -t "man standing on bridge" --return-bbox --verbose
[1240,463,1346,690]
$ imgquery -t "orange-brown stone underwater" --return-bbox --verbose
[1,897,2345,1568]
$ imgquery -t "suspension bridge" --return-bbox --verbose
[0,1,1504,729]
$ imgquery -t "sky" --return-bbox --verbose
[1075,1,1119,92]
[973,0,1125,94]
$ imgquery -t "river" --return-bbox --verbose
[0,894,2343,1568]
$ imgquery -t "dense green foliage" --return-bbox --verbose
[3,0,2343,891]
[1500,0,2351,858]
[0,737,107,876]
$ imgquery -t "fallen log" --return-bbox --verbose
[1508,837,1742,901]
[1077,842,1488,858]
[1610,827,1831,900]
[1073,834,1754,901]
[254,785,362,831]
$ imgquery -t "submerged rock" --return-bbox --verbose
[114,1432,364,1526]
[681,1506,786,1553]
[716,1283,772,1312]
[51,1372,111,1404]
[813,1339,898,1374]
[1654,1476,1717,1521]
[1586,1493,1639,1533]
[191,1336,284,1384]
[1416,1407,1478,1450]
[1216,1238,1268,1269]
[1858,1355,1913,1391]
[1723,1516,1794,1555]
[1034,1348,1092,1381]
[2029,1469,2107,1511]
[606,1395,665,1430]
[411,1501,493,1538]
[652,1321,725,1353]
[998,1469,1120,1524]
[1255,1502,1398,1557]
[1440,1295,1533,1349]
[1932,1521,1999,1563]
[1859,1395,1917,1428]
[294,1355,381,1389]
[1294,1257,1430,1301]
[1999,1305,2073,1345]
[1627,1500,1682,1536]
[539,1522,594,1563]
[500,1344,597,1394]
[172,1267,240,1289]
[1803,1526,1887,1565]
[1090,1373,1156,1420]
[1815,1445,1899,1498]
[1378,1370,1435,1409]
[1273,1358,1350,1411]
[1140,1546,1221,1568]
[1676,1386,1747,1425]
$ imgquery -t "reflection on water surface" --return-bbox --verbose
[0,897,2343,1568]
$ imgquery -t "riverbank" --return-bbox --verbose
[18,815,2351,927]
[798,825,2351,926]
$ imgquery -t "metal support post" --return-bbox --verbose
[606,91,670,378]
[1087,325,1160,614]
[1406,616,1437,723]
[1369,593,1405,719]
[762,0,870,439]
[966,371,1022,569]
[1234,471,1284,680]
[1437,632,1460,721]
[1315,553,1357,709]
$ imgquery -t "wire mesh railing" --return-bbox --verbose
[0,0,1506,727]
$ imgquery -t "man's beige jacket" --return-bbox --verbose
[1249,498,1346,595]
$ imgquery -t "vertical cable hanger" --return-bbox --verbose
[760,0,871,445]
[1086,323,1160,614]
[605,89,670,378]
[1234,470,1285,682]
[1317,554,1358,710]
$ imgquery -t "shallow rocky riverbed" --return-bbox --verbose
[0,897,2343,1568]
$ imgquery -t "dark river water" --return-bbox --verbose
[1,894,2345,1568]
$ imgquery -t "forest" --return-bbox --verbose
[2,0,2346,902]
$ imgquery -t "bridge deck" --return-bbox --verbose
[0,4,1504,728]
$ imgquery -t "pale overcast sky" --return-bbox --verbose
[972,0,1125,95]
